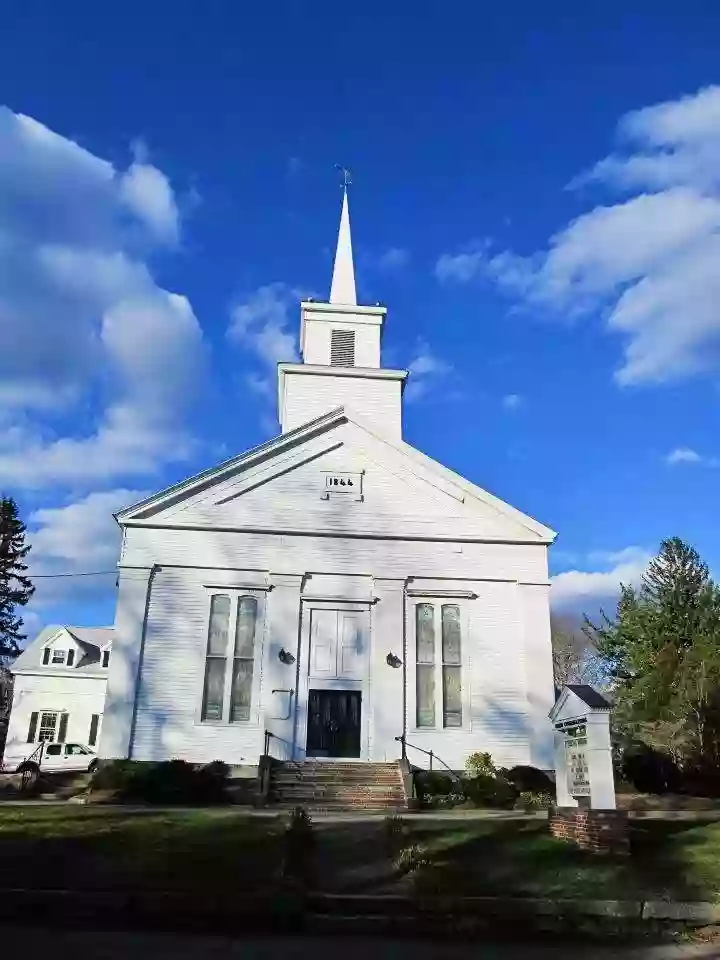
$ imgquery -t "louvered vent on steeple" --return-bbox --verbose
[330,328,356,366]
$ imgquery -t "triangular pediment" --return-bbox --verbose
[118,408,555,543]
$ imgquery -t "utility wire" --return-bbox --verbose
[31,570,118,579]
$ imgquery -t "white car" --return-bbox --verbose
[2,741,98,777]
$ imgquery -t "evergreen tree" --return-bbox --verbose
[0,497,34,659]
[588,537,720,772]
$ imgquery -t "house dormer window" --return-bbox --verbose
[43,648,74,666]
[330,328,355,366]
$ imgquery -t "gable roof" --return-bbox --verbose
[566,684,612,710]
[116,406,556,543]
[549,683,611,722]
[11,625,113,677]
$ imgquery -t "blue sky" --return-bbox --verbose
[2,2,720,635]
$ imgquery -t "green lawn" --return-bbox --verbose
[0,807,285,894]
[3,807,720,903]
[400,820,720,902]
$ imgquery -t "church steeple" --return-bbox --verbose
[276,178,407,439]
[329,186,357,305]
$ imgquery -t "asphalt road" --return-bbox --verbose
[1,927,719,959]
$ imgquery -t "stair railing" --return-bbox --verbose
[394,735,463,785]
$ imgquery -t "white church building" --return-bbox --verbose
[99,190,557,773]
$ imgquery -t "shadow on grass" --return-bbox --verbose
[0,809,285,895]
[403,819,719,902]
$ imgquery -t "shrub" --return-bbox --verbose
[91,759,230,804]
[465,752,498,778]
[414,770,456,801]
[464,772,517,809]
[620,744,681,795]
[503,765,555,794]
[516,790,554,811]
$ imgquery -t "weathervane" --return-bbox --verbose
[334,164,352,188]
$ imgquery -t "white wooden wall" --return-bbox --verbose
[281,372,403,438]
[4,674,107,761]
[100,524,553,771]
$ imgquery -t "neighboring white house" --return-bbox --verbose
[3,626,112,765]
[99,189,557,772]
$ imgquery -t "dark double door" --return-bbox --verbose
[306,689,361,758]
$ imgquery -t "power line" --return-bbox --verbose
[31,570,118,579]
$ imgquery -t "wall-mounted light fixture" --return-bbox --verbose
[386,653,402,668]
[278,648,296,665]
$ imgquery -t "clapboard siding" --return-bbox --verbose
[130,568,265,763]
[124,563,546,770]
[123,528,548,584]
[404,581,533,771]
[282,370,402,438]
[4,674,107,762]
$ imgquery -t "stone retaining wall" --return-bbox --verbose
[549,807,630,854]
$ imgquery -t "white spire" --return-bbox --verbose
[329,186,357,305]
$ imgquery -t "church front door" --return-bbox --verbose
[306,689,361,758]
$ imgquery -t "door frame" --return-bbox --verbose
[294,599,371,762]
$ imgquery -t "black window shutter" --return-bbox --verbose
[89,714,99,747]
[66,649,75,667]
[27,712,38,743]
[102,651,110,668]
[57,714,68,743]
[42,648,50,665]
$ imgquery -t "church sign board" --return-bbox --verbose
[549,685,615,809]
[556,719,591,798]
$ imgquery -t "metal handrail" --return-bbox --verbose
[395,735,463,784]
[263,730,305,775]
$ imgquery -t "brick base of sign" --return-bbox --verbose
[549,807,630,855]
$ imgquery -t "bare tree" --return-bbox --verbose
[551,612,604,689]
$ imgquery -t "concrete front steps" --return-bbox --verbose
[268,760,408,811]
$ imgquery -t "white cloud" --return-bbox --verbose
[666,446,702,465]
[502,393,523,410]
[119,159,179,244]
[377,247,410,271]
[26,489,147,613]
[551,546,652,610]
[435,246,487,283]
[441,87,720,386]
[665,446,719,467]
[0,106,203,489]
[228,283,299,369]
[404,340,453,402]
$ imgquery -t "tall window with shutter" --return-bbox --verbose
[330,328,355,366]
[414,602,464,729]
[200,593,262,723]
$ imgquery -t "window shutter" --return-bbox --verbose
[42,648,51,665]
[66,649,75,667]
[57,714,68,743]
[27,712,38,743]
[102,650,110,668]
[330,328,355,366]
[89,714,99,747]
